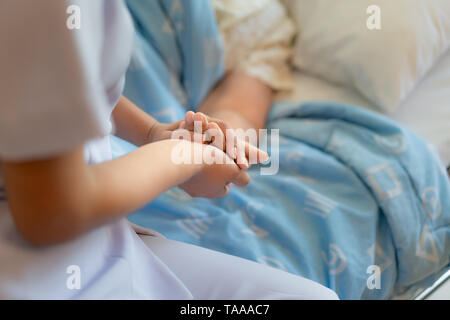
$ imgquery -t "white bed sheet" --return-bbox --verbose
[277,50,450,166]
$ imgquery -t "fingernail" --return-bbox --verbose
[241,158,249,169]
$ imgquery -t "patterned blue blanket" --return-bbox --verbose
[113,0,450,299]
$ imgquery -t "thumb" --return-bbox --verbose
[230,170,251,187]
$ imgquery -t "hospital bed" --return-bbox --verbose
[119,0,449,298]
[276,49,450,300]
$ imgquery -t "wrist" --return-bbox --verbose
[146,120,161,144]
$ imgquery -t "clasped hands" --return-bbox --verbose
[148,111,269,198]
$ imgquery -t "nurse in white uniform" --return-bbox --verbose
[0,0,338,300]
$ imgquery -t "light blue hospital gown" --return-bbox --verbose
[0,0,192,299]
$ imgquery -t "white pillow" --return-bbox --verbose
[284,0,450,113]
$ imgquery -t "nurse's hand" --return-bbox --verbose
[147,120,185,143]
[146,113,218,146]
[147,116,218,146]
[178,144,250,198]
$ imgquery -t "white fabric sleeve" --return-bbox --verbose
[212,0,296,91]
[0,0,112,161]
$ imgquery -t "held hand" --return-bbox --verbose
[179,111,269,169]
[178,144,250,198]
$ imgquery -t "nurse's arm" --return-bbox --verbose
[111,95,161,147]
[112,95,185,147]
[0,140,204,247]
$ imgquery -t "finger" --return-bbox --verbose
[173,128,193,142]
[185,111,195,131]
[174,128,208,144]
[226,130,237,160]
[210,117,231,142]
[189,112,207,143]
[179,120,186,129]
[202,116,236,156]
[231,170,251,187]
[207,122,225,151]
[218,182,232,198]
[193,112,209,133]
[245,142,269,165]
[235,138,249,170]
[206,116,231,140]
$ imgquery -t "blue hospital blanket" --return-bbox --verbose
[114,0,450,299]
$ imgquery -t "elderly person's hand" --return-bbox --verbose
[178,111,269,169]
